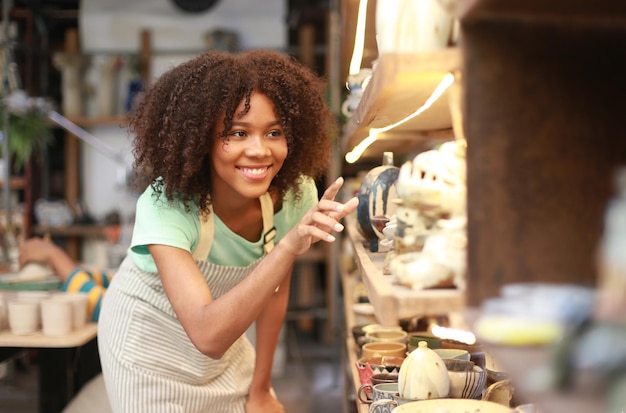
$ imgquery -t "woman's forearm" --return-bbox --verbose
[249,268,292,395]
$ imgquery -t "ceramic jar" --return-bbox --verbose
[398,341,450,400]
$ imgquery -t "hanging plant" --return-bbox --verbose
[0,91,54,172]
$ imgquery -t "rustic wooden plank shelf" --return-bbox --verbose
[341,49,461,162]
[346,216,466,326]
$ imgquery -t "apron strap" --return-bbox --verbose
[192,193,275,261]
[260,192,276,254]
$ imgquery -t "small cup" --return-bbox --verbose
[41,298,73,336]
[53,292,89,329]
[8,299,40,335]
[361,341,407,359]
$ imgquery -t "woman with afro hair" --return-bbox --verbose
[97,49,358,413]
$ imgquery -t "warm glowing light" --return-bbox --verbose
[349,0,369,76]
[345,130,377,164]
[431,324,477,345]
[345,73,456,164]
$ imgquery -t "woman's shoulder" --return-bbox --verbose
[275,177,318,228]
[283,176,318,208]
[134,184,200,235]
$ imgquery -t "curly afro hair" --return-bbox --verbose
[128,49,337,215]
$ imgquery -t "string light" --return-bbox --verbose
[345,72,456,164]
[348,0,369,76]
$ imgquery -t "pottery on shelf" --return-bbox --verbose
[357,152,399,252]
[398,341,450,400]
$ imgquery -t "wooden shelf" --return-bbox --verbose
[64,115,127,128]
[33,225,107,238]
[341,50,461,162]
[0,177,27,190]
[340,245,371,413]
[346,216,466,326]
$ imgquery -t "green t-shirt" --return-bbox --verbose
[129,178,318,272]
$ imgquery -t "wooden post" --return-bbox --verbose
[298,24,316,69]
[140,29,152,86]
[63,28,80,260]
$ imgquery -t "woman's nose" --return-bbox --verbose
[246,136,271,156]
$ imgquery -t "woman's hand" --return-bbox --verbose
[245,390,285,413]
[279,177,358,257]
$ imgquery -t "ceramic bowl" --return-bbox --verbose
[364,329,408,345]
[392,398,514,412]
[441,338,483,353]
[358,356,405,375]
[433,348,470,361]
[408,332,442,349]
[362,324,403,335]
[447,364,487,399]
[361,341,406,359]
[370,373,399,386]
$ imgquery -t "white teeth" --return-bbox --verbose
[240,167,266,175]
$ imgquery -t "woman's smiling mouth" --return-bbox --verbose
[238,166,271,180]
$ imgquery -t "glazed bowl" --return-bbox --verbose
[392,398,514,412]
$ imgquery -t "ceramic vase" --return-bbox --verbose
[357,153,399,252]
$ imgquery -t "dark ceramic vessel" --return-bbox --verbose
[357,163,399,252]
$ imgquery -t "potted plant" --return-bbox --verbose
[0,90,53,174]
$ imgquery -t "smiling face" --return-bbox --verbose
[210,92,288,205]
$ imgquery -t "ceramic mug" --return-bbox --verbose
[369,394,421,412]
[358,382,399,405]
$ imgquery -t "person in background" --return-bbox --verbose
[97,49,358,413]
[18,237,112,322]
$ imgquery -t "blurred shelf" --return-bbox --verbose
[341,50,461,162]
[64,115,127,128]
[340,243,370,413]
[0,177,26,190]
[33,225,107,238]
[346,215,466,326]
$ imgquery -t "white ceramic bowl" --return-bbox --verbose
[392,398,514,412]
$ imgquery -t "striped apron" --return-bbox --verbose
[98,194,276,413]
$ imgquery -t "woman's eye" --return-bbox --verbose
[267,130,283,138]
[230,130,246,138]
